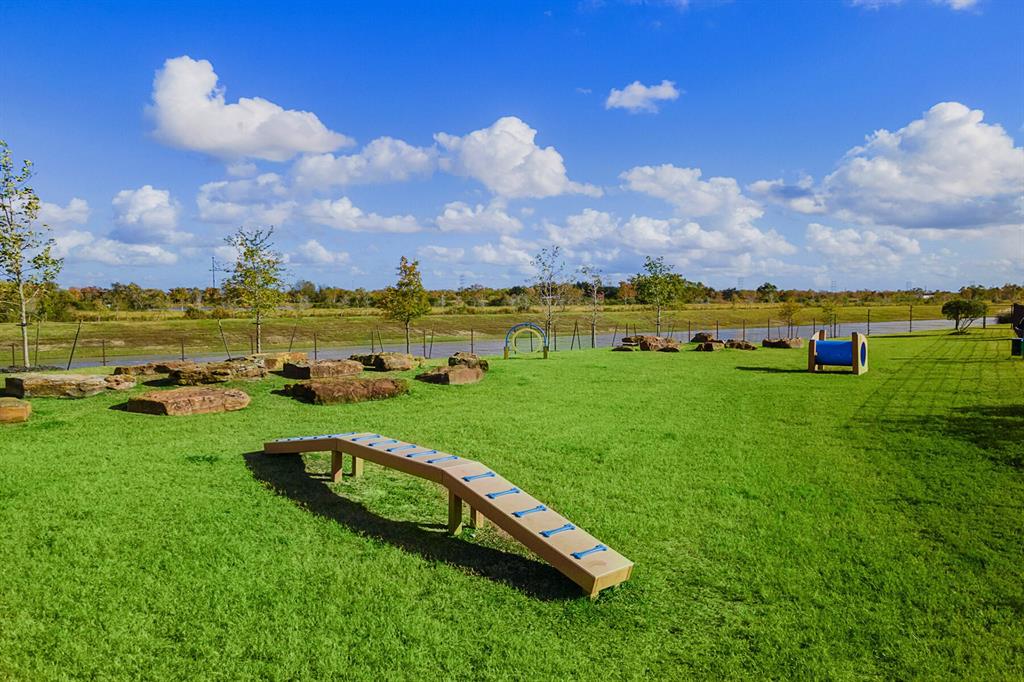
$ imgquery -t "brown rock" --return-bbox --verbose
[725,339,758,351]
[416,365,484,385]
[0,397,31,423]
[246,351,309,371]
[691,332,717,343]
[103,375,137,390]
[113,363,159,376]
[694,341,725,352]
[5,373,109,398]
[762,338,804,349]
[152,361,199,374]
[349,352,417,372]
[621,335,680,352]
[282,359,364,379]
[127,386,250,416]
[448,352,489,372]
[169,360,268,385]
[283,377,409,405]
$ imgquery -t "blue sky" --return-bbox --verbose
[2,0,1022,291]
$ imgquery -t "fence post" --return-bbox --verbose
[66,321,82,371]
[313,332,318,361]
[422,329,427,357]
[909,304,913,333]
[428,328,434,359]
[591,321,596,348]
[219,320,232,360]
[102,339,107,367]
[716,320,720,339]
[742,320,746,340]
[471,328,474,354]
[867,309,871,335]
[180,338,185,362]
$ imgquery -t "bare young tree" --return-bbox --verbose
[579,264,603,347]
[0,141,62,367]
[531,246,564,339]
[223,227,286,353]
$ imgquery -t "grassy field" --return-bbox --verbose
[1,329,1022,679]
[0,302,954,366]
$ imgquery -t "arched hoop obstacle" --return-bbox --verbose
[503,322,549,360]
[263,432,633,598]
[808,330,868,375]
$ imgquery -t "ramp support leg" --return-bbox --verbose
[351,455,364,478]
[448,492,463,535]
[468,506,487,529]
[331,451,344,483]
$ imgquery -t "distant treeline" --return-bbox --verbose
[1,279,1021,323]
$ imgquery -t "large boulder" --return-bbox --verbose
[416,365,484,385]
[246,351,308,371]
[694,341,725,352]
[621,335,680,352]
[282,359,363,380]
[104,375,137,391]
[4,373,126,399]
[127,387,251,416]
[169,359,267,385]
[762,338,804,349]
[283,377,409,405]
[349,352,418,372]
[725,339,758,351]
[448,352,489,372]
[691,332,718,343]
[0,397,31,423]
[113,363,159,377]
[153,361,200,375]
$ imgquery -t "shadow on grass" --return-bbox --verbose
[888,405,1023,469]
[242,450,580,601]
[142,377,176,387]
[734,366,808,374]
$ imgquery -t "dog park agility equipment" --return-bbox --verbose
[503,322,549,360]
[264,432,632,597]
[808,330,868,375]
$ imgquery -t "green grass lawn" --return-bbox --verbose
[1,330,1022,679]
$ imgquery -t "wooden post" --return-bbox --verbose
[591,321,596,348]
[687,320,691,340]
[180,338,185,361]
[909,304,913,333]
[866,308,871,336]
[448,492,463,535]
[807,338,818,373]
[66,321,82,370]
[101,339,106,366]
[716,320,720,340]
[742,320,746,340]
[852,331,868,375]
[471,328,475,354]
[351,454,363,477]
[428,328,434,359]
[469,506,486,529]
[816,329,826,371]
[313,332,318,361]
[219,320,232,360]
[331,451,344,483]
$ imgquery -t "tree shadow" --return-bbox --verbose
[242,451,581,600]
[885,405,1023,469]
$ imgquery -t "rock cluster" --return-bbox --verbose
[762,338,804,349]
[127,387,251,416]
[416,365,484,385]
[448,352,489,371]
[245,351,308,371]
[4,373,135,399]
[282,377,409,405]
[690,332,718,343]
[169,359,267,385]
[725,339,758,351]
[0,397,31,423]
[349,352,421,372]
[694,341,725,352]
[618,335,680,352]
[282,359,364,380]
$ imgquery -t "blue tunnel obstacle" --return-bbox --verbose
[808,330,868,375]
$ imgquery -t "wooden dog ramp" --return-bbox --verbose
[264,432,633,598]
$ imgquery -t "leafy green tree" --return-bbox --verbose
[942,298,987,333]
[631,256,678,335]
[756,281,779,303]
[223,227,286,353]
[382,256,431,353]
[778,300,802,337]
[0,140,62,366]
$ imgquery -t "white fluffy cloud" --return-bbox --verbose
[605,80,680,113]
[292,137,436,188]
[303,197,421,233]
[53,230,178,266]
[470,235,537,269]
[196,174,297,226]
[805,222,920,269]
[39,198,90,225]
[111,185,191,244]
[620,164,795,258]
[150,56,351,161]
[436,117,601,199]
[292,239,350,265]
[417,245,466,262]
[755,102,1023,231]
[435,200,522,234]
